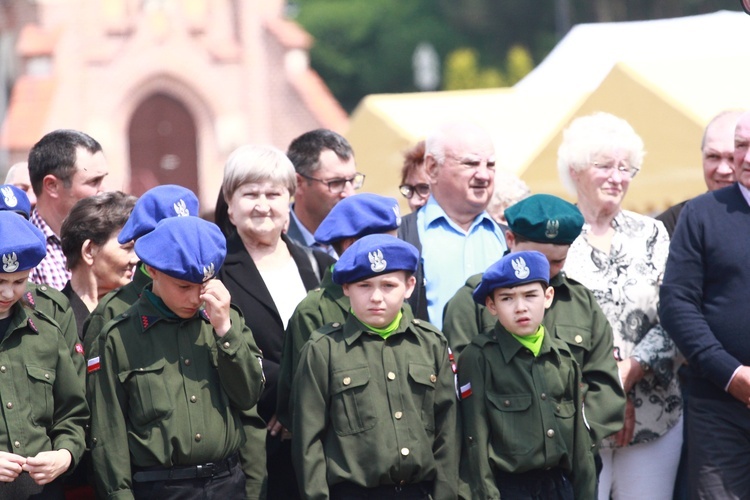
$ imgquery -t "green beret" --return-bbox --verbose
[505,194,584,245]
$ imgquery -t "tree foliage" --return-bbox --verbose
[293,0,744,113]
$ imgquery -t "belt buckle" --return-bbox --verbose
[195,463,215,478]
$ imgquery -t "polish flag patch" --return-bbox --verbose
[87,357,101,373]
[460,382,472,400]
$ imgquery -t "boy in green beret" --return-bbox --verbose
[458,250,595,499]
[292,234,456,499]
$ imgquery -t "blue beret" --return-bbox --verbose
[314,193,401,244]
[333,234,418,285]
[0,184,31,219]
[473,250,550,305]
[135,216,226,284]
[118,185,199,244]
[505,194,584,245]
[0,211,46,273]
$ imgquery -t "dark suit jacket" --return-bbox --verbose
[217,232,334,421]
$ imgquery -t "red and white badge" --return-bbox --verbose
[87,357,101,373]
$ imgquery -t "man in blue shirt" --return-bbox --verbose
[398,121,507,329]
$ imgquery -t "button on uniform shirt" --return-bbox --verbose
[0,304,88,470]
[291,308,458,500]
[417,197,507,330]
[28,209,71,290]
[443,271,626,444]
[457,325,596,500]
[88,291,265,499]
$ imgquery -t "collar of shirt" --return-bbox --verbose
[738,182,750,207]
[342,307,416,345]
[419,196,498,235]
[136,287,209,332]
[492,323,564,363]
[289,204,336,257]
[30,208,60,242]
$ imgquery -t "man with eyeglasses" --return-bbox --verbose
[398,121,507,329]
[286,129,363,258]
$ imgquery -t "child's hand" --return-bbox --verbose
[0,451,25,482]
[201,279,232,337]
[22,449,71,485]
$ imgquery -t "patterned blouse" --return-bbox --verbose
[564,209,682,447]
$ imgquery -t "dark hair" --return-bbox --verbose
[28,129,103,196]
[286,129,353,177]
[61,191,137,270]
[400,140,426,185]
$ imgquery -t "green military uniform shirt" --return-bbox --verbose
[443,271,626,444]
[83,266,268,499]
[291,308,457,500]
[458,325,596,500]
[0,304,88,471]
[25,283,85,381]
[276,266,348,429]
[89,291,265,500]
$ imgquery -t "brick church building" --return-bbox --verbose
[0,0,348,210]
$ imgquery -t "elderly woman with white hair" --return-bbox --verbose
[215,144,334,500]
[557,112,682,499]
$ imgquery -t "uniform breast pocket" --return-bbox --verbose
[408,363,436,433]
[554,326,590,366]
[118,359,173,426]
[487,392,533,455]
[330,366,376,436]
[26,365,56,427]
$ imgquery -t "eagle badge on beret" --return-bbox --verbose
[545,219,560,239]
[173,199,190,217]
[369,249,387,273]
[203,262,216,282]
[1,186,17,208]
[512,256,530,279]
[2,252,19,273]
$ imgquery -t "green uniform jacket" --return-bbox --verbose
[443,271,626,444]
[25,283,85,381]
[276,267,348,429]
[89,293,265,500]
[83,268,269,499]
[0,304,88,471]
[458,326,596,500]
[292,309,458,500]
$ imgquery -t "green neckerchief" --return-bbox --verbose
[143,288,181,320]
[139,262,152,278]
[352,309,403,339]
[511,325,545,357]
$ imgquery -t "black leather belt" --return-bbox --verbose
[132,453,239,483]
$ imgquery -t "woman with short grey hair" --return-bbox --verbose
[216,144,333,499]
[558,112,682,499]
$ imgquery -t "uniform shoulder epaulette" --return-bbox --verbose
[317,321,344,335]
[31,285,71,310]
[464,273,483,288]
[409,317,442,335]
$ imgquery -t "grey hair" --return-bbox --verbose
[557,112,645,195]
[222,144,297,201]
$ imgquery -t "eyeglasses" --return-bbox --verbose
[299,172,365,194]
[399,183,430,199]
[592,161,640,178]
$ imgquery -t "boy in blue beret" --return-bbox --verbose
[443,193,624,449]
[458,250,595,500]
[291,234,457,500]
[0,212,88,499]
[88,216,265,499]
[82,184,200,356]
[276,193,402,432]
